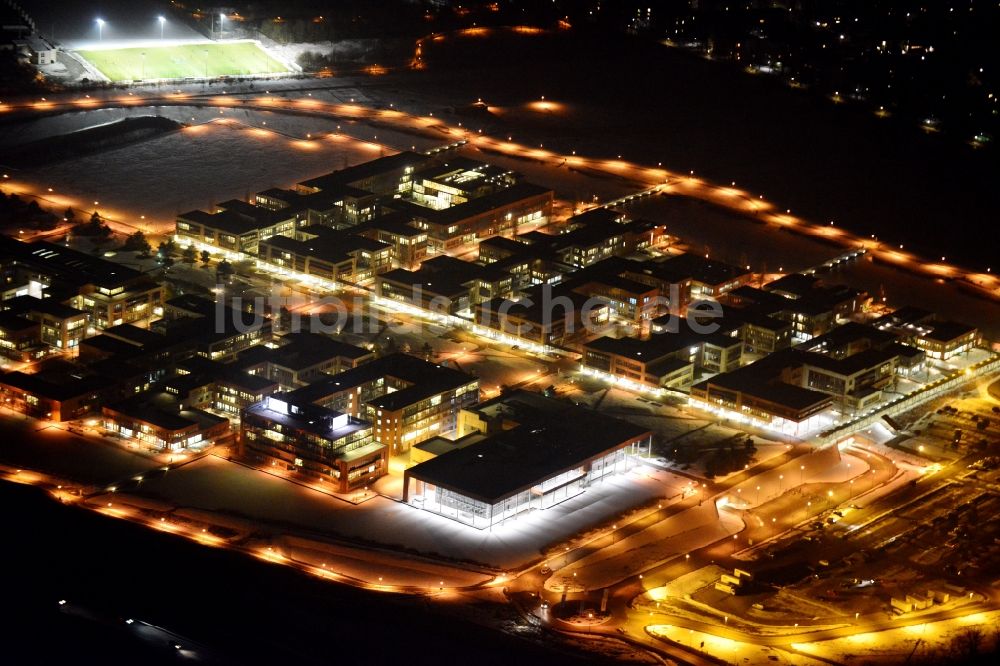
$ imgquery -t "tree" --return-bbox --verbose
[951,627,984,659]
[182,244,197,264]
[157,239,177,259]
[121,230,151,256]
[277,306,293,332]
[75,211,112,238]
[216,259,234,282]
[200,249,211,265]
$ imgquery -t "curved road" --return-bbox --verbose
[1,88,998,300]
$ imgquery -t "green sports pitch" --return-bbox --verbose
[77,42,288,81]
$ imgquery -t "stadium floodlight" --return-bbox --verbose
[158,16,166,40]
[96,18,105,41]
[218,13,225,36]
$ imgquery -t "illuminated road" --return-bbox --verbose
[3,79,999,663]
[2,88,998,301]
[3,405,997,665]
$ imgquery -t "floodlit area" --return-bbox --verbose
[2,11,1000,665]
[122,455,687,570]
[76,41,288,81]
[647,625,816,665]
[795,610,1000,664]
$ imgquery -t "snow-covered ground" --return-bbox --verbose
[718,444,870,511]
[647,624,824,665]
[548,502,743,591]
[796,610,1000,664]
[5,107,441,233]
[121,455,685,569]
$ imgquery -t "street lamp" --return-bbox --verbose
[218,13,225,37]
[158,16,166,40]
[96,18,105,41]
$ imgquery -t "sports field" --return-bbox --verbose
[77,42,288,81]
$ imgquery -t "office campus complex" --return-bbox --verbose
[2,3,1000,664]
[2,131,999,664]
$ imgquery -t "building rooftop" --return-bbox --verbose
[798,322,899,354]
[718,307,792,332]
[245,394,370,442]
[108,393,228,432]
[414,182,552,227]
[378,268,470,300]
[920,320,977,343]
[0,237,143,289]
[799,347,898,377]
[262,333,372,371]
[873,306,936,330]
[0,311,37,332]
[763,273,821,298]
[586,323,741,363]
[659,253,748,287]
[4,295,85,320]
[354,212,428,238]
[566,207,627,227]
[288,353,477,409]
[407,392,651,503]
[414,433,486,457]
[692,349,833,413]
[0,370,113,402]
[79,334,143,357]
[299,151,429,192]
[102,323,167,347]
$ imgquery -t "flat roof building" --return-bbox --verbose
[0,238,163,331]
[287,353,479,454]
[403,390,653,529]
[103,394,230,452]
[690,350,835,436]
[241,394,385,493]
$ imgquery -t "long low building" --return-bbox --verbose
[689,323,927,434]
[582,323,744,391]
[0,370,114,421]
[689,350,836,436]
[103,395,230,452]
[403,391,653,529]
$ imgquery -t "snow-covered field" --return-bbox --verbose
[123,455,681,569]
[797,610,1000,664]
[6,106,442,230]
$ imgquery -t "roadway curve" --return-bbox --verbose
[1,89,999,301]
